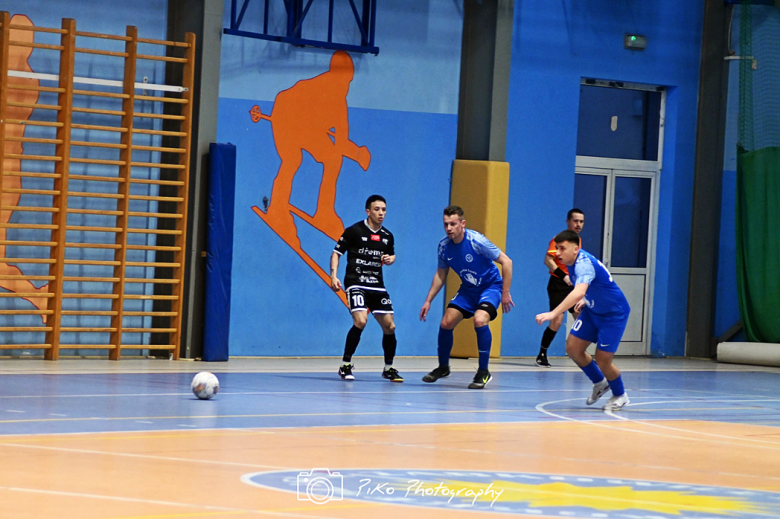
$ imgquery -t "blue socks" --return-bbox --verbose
[580,360,626,396]
[581,360,605,384]
[438,325,492,371]
[475,325,492,371]
[581,360,624,395]
[437,327,453,367]
[608,375,625,396]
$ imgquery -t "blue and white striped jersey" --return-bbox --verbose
[570,249,630,317]
[437,229,502,290]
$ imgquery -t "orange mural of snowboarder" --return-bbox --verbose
[250,50,371,306]
[2,15,50,322]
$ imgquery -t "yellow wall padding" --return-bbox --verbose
[446,159,510,358]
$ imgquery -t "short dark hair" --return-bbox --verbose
[567,208,584,220]
[443,205,464,218]
[365,194,386,209]
[554,229,581,246]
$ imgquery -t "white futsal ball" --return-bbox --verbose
[191,372,219,400]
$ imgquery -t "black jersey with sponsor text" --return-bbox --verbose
[333,220,395,291]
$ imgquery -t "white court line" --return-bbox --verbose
[3,387,778,399]
[0,441,287,470]
[0,392,195,399]
[0,424,549,468]
[1,397,778,435]
[0,415,603,439]
[0,389,616,399]
[604,398,780,446]
[626,398,780,405]
[536,397,780,449]
[255,424,780,487]
[0,485,328,519]
[4,421,780,489]
[535,397,780,483]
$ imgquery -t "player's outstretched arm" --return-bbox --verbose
[545,249,572,285]
[536,282,587,324]
[329,252,343,292]
[420,267,448,321]
[544,251,558,273]
[496,252,515,313]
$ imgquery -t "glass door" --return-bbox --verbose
[573,164,657,355]
[573,80,664,355]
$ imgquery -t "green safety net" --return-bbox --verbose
[736,1,780,342]
[736,147,780,342]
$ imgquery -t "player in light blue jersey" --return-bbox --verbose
[535,230,631,410]
[419,206,514,389]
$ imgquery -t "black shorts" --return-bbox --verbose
[547,276,576,314]
[447,301,498,321]
[346,287,393,314]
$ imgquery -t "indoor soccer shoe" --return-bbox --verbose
[339,364,355,381]
[535,354,551,368]
[468,369,492,389]
[382,367,404,382]
[602,393,630,411]
[422,365,450,383]
[586,379,610,405]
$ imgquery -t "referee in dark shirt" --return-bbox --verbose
[536,208,584,367]
[330,195,403,382]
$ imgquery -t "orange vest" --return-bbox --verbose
[547,235,582,278]
[547,237,569,278]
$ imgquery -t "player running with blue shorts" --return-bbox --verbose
[535,230,631,410]
[419,205,514,389]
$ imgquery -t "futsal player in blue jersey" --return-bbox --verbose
[535,230,631,410]
[419,205,514,389]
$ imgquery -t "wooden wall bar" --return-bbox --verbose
[0,12,195,360]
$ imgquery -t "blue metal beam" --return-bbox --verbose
[368,0,376,47]
[346,0,369,45]
[293,0,317,38]
[724,0,776,5]
[224,0,379,55]
[223,27,379,55]
[328,0,334,43]
[235,0,252,29]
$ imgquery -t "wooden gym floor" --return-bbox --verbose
[0,356,779,519]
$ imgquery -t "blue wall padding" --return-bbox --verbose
[203,143,236,361]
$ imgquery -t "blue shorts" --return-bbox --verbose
[448,283,502,321]
[570,308,629,353]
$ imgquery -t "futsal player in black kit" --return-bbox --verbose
[330,195,403,382]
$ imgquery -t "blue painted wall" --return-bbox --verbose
[0,1,168,44]
[9,1,738,359]
[504,0,704,357]
[218,1,462,356]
